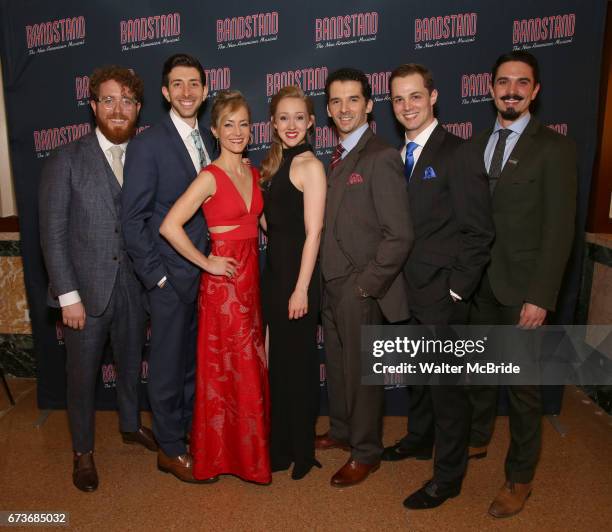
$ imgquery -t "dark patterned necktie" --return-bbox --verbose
[330,144,345,171]
[488,128,512,195]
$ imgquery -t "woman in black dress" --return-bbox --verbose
[260,85,326,480]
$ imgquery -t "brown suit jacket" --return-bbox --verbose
[321,127,414,322]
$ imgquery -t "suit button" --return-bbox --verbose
[113,256,117,261]
[115,229,119,233]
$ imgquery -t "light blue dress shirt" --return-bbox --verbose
[484,112,531,172]
[340,123,370,158]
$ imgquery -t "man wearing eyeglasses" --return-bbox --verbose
[39,66,156,493]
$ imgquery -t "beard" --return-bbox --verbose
[499,108,521,121]
[96,113,137,144]
[498,94,524,121]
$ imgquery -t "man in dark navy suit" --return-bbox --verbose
[382,64,493,509]
[122,53,217,483]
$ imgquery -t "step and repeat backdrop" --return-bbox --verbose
[0,0,607,411]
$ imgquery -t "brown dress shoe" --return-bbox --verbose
[468,446,488,460]
[488,481,532,518]
[330,459,380,488]
[315,433,350,451]
[122,426,158,452]
[73,451,98,492]
[157,450,219,484]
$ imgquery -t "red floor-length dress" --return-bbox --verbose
[191,163,270,483]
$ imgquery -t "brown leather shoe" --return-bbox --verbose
[73,451,98,492]
[315,432,350,451]
[330,459,380,488]
[488,481,532,518]
[157,450,219,484]
[122,426,158,452]
[468,445,488,460]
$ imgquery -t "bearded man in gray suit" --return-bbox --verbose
[39,66,156,493]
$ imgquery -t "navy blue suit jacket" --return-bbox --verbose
[122,113,217,303]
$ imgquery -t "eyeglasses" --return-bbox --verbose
[97,96,138,109]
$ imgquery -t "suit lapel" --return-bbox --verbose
[497,116,540,185]
[475,127,492,174]
[410,125,445,187]
[82,134,117,216]
[199,126,218,161]
[327,128,372,231]
[163,114,197,181]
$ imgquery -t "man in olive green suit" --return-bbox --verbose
[468,51,576,518]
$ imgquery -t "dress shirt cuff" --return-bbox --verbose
[58,291,81,307]
[157,276,167,288]
[449,289,462,301]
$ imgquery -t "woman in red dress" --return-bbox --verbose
[160,90,270,484]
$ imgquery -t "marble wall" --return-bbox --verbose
[579,233,612,415]
[0,232,35,377]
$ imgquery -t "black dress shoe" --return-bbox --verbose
[381,442,433,461]
[403,480,461,510]
[121,426,158,452]
[73,451,98,492]
[291,459,322,480]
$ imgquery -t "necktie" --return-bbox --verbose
[109,145,124,186]
[488,128,512,195]
[190,129,208,169]
[329,144,345,171]
[404,141,419,182]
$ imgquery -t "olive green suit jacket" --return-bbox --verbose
[472,117,577,311]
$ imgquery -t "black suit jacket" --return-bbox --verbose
[472,117,577,311]
[404,125,494,315]
[122,114,217,303]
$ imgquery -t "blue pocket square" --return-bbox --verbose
[422,166,437,179]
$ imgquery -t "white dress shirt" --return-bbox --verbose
[169,109,211,173]
[400,119,438,170]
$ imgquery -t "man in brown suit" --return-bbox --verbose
[317,67,414,487]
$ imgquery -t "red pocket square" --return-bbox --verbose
[347,173,364,185]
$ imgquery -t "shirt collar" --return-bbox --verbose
[169,109,200,141]
[340,123,370,155]
[493,112,531,136]
[95,127,128,153]
[404,119,438,147]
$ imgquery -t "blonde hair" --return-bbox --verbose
[260,85,315,182]
[210,90,251,129]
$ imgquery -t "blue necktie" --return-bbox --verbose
[404,141,419,182]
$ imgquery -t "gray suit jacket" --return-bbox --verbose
[321,127,414,322]
[39,132,143,317]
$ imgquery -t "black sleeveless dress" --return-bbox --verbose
[261,143,321,480]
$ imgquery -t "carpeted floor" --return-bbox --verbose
[1,379,611,531]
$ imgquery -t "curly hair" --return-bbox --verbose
[89,65,144,103]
